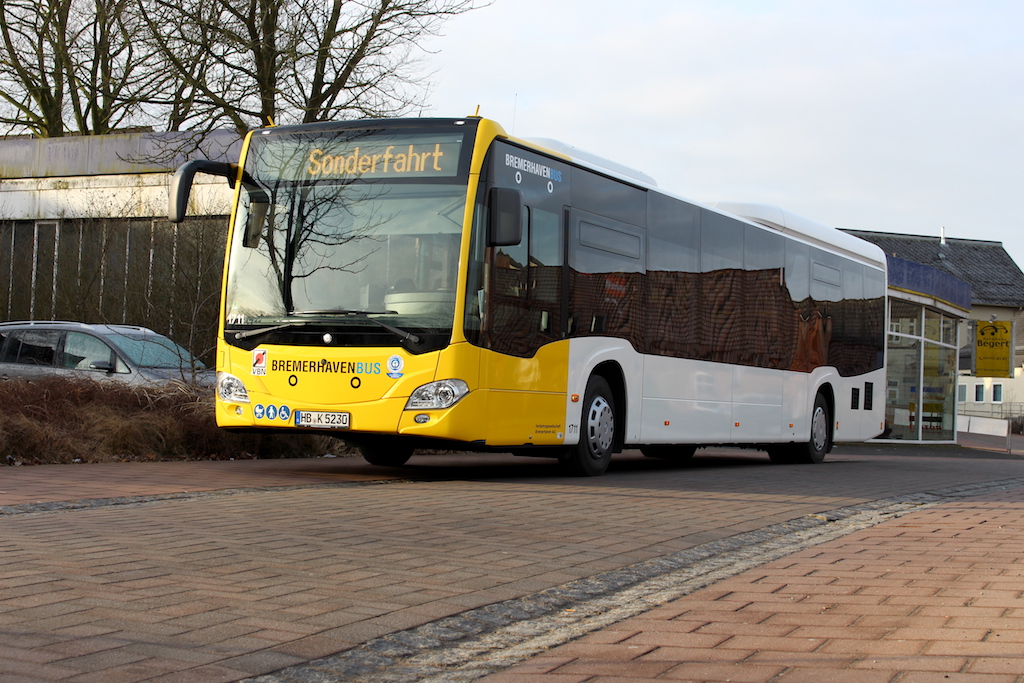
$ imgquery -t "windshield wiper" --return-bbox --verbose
[231,310,423,345]
[231,321,308,341]
[294,310,422,345]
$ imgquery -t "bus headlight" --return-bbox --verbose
[406,379,469,410]
[217,372,250,403]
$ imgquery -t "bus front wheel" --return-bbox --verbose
[560,376,615,476]
[771,393,830,464]
[359,438,414,467]
[799,392,831,463]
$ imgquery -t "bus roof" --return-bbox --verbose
[711,202,888,271]
[506,132,885,272]
[522,137,659,188]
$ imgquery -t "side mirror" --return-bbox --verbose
[244,201,270,248]
[89,360,114,373]
[487,187,523,247]
[169,160,237,223]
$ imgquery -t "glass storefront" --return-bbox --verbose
[884,299,959,441]
[922,344,957,439]
[886,334,921,440]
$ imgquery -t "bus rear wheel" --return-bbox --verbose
[798,393,831,463]
[560,376,615,476]
[358,438,414,467]
[770,393,830,464]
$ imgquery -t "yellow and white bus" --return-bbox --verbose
[170,116,886,475]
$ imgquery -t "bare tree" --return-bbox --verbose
[0,0,172,136]
[137,0,480,136]
[0,0,481,138]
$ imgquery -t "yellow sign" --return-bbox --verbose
[975,320,1014,378]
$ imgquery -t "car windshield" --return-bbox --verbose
[110,334,205,369]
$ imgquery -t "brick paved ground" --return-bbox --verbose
[2,440,1024,682]
[483,485,1024,683]
[0,455,406,507]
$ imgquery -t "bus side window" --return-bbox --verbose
[528,207,563,335]
[529,207,561,303]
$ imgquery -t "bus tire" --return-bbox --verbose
[795,392,831,464]
[359,439,414,467]
[560,376,615,476]
[641,445,697,460]
[768,393,831,464]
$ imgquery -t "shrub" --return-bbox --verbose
[0,377,346,465]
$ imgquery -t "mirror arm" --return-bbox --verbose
[169,160,238,223]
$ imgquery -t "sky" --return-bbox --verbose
[421,0,1024,266]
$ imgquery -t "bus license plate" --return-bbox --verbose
[295,411,350,429]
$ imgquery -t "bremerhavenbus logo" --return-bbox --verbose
[268,359,382,374]
[505,153,563,182]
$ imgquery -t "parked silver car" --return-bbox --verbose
[0,321,213,386]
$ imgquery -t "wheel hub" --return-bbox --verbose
[811,406,828,452]
[587,396,614,456]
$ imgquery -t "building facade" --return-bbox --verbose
[845,230,1024,441]
[0,133,237,363]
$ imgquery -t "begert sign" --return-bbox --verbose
[974,320,1014,378]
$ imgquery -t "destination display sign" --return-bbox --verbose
[250,133,465,181]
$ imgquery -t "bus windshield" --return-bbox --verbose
[223,127,471,347]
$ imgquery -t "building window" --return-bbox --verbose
[993,384,1003,403]
[974,384,985,402]
[889,300,921,336]
[958,384,967,403]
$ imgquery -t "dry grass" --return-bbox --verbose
[0,377,348,465]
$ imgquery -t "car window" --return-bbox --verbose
[63,332,123,373]
[110,333,205,369]
[3,330,61,366]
